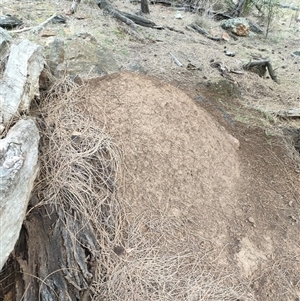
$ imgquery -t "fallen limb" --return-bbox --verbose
[190,23,224,41]
[10,13,57,34]
[275,109,300,118]
[166,26,184,34]
[243,59,278,83]
[121,11,156,27]
[69,0,157,29]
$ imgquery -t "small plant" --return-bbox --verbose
[263,0,279,38]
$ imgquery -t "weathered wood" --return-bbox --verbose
[169,52,183,67]
[141,0,150,13]
[190,23,223,41]
[0,205,98,301]
[0,119,39,271]
[121,11,156,27]
[0,40,44,126]
[0,27,12,59]
[69,0,157,28]
[11,13,57,34]
[243,60,278,83]
[275,109,300,118]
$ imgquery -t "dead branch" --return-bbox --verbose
[120,12,156,27]
[243,59,279,83]
[10,13,57,34]
[190,23,223,41]
[275,109,300,118]
[69,0,157,29]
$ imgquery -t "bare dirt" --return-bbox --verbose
[1,0,300,300]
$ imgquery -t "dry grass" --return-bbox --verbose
[31,77,255,301]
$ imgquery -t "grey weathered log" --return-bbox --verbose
[0,40,45,126]
[120,12,156,27]
[275,109,300,118]
[0,119,40,271]
[190,22,223,41]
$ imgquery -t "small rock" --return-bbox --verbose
[222,31,230,41]
[0,14,22,29]
[220,18,250,36]
[248,217,256,227]
[292,51,300,57]
[187,63,197,70]
[75,15,86,20]
[113,246,125,256]
[47,38,65,77]
[225,51,235,57]
[174,12,183,19]
[288,200,293,207]
[71,131,82,143]
[40,30,56,37]
[52,15,66,24]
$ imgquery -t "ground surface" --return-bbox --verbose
[1,0,300,300]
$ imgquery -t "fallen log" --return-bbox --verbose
[0,119,40,271]
[275,109,300,118]
[0,39,44,126]
[121,11,156,27]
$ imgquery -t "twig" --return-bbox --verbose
[169,52,183,67]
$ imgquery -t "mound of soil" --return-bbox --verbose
[84,72,240,244]
[80,72,300,300]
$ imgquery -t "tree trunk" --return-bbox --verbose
[141,0,150,14]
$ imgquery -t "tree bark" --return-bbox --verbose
[0,205,98,301]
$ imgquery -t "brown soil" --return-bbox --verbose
[81,72,300,300]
